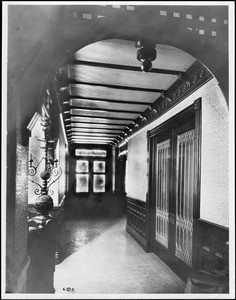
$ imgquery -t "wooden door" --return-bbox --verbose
[147,101,201,278]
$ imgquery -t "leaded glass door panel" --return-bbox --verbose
[148,103,200,278]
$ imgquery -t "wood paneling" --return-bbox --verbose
[126,197,148,251]
[197,219,229,273]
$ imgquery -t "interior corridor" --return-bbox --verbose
[4,4,232,297]
[54,196,185,294]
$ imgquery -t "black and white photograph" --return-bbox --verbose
[1,1,235,299]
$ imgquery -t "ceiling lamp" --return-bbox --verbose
[136,39,156,72]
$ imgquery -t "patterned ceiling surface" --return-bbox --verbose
[59,39,197,146]
[74,39,196,72]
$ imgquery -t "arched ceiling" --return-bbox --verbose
[51,38,209,147]
[6,4,227,146]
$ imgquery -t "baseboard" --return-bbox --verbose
[126,224,149,252]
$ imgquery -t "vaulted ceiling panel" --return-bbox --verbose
[70,138,115,143]
[70,116,131,125]
[68,65,179,90]
[70,109,139,120]
[70,123,126,130]
[71,141,112,145]
[69,99,148,112]
[71,128,123,134]
[70,135,116,140]
[70,133,120,138]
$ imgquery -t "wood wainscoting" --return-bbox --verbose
[197,219,229,273]
[126,196,149,251]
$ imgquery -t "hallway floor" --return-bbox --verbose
[54,216,185,294]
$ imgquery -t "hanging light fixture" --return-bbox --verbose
[136,39,156,72]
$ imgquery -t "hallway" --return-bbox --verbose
[54,216,185,294]
[3,4,232,297]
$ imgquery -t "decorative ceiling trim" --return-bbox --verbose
[117,61,213,145]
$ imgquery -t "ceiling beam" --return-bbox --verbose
[71,60,184,76]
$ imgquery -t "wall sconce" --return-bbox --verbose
[28,109,62,215]
[136,39,156,72]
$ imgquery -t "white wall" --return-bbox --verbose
[126,130,148,201]
[200,79,229,227]
[126,78,229,228]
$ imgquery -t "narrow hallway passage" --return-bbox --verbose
[54,214,185,294]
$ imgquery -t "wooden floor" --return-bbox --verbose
[54,216,185,295]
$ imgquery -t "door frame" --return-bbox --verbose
[146,98,202,279]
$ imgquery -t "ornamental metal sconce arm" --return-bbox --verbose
[28,109,62,216]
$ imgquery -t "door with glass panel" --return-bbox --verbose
[149,128,175,264]
[148,107,199,276]
[174,120,195,268]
